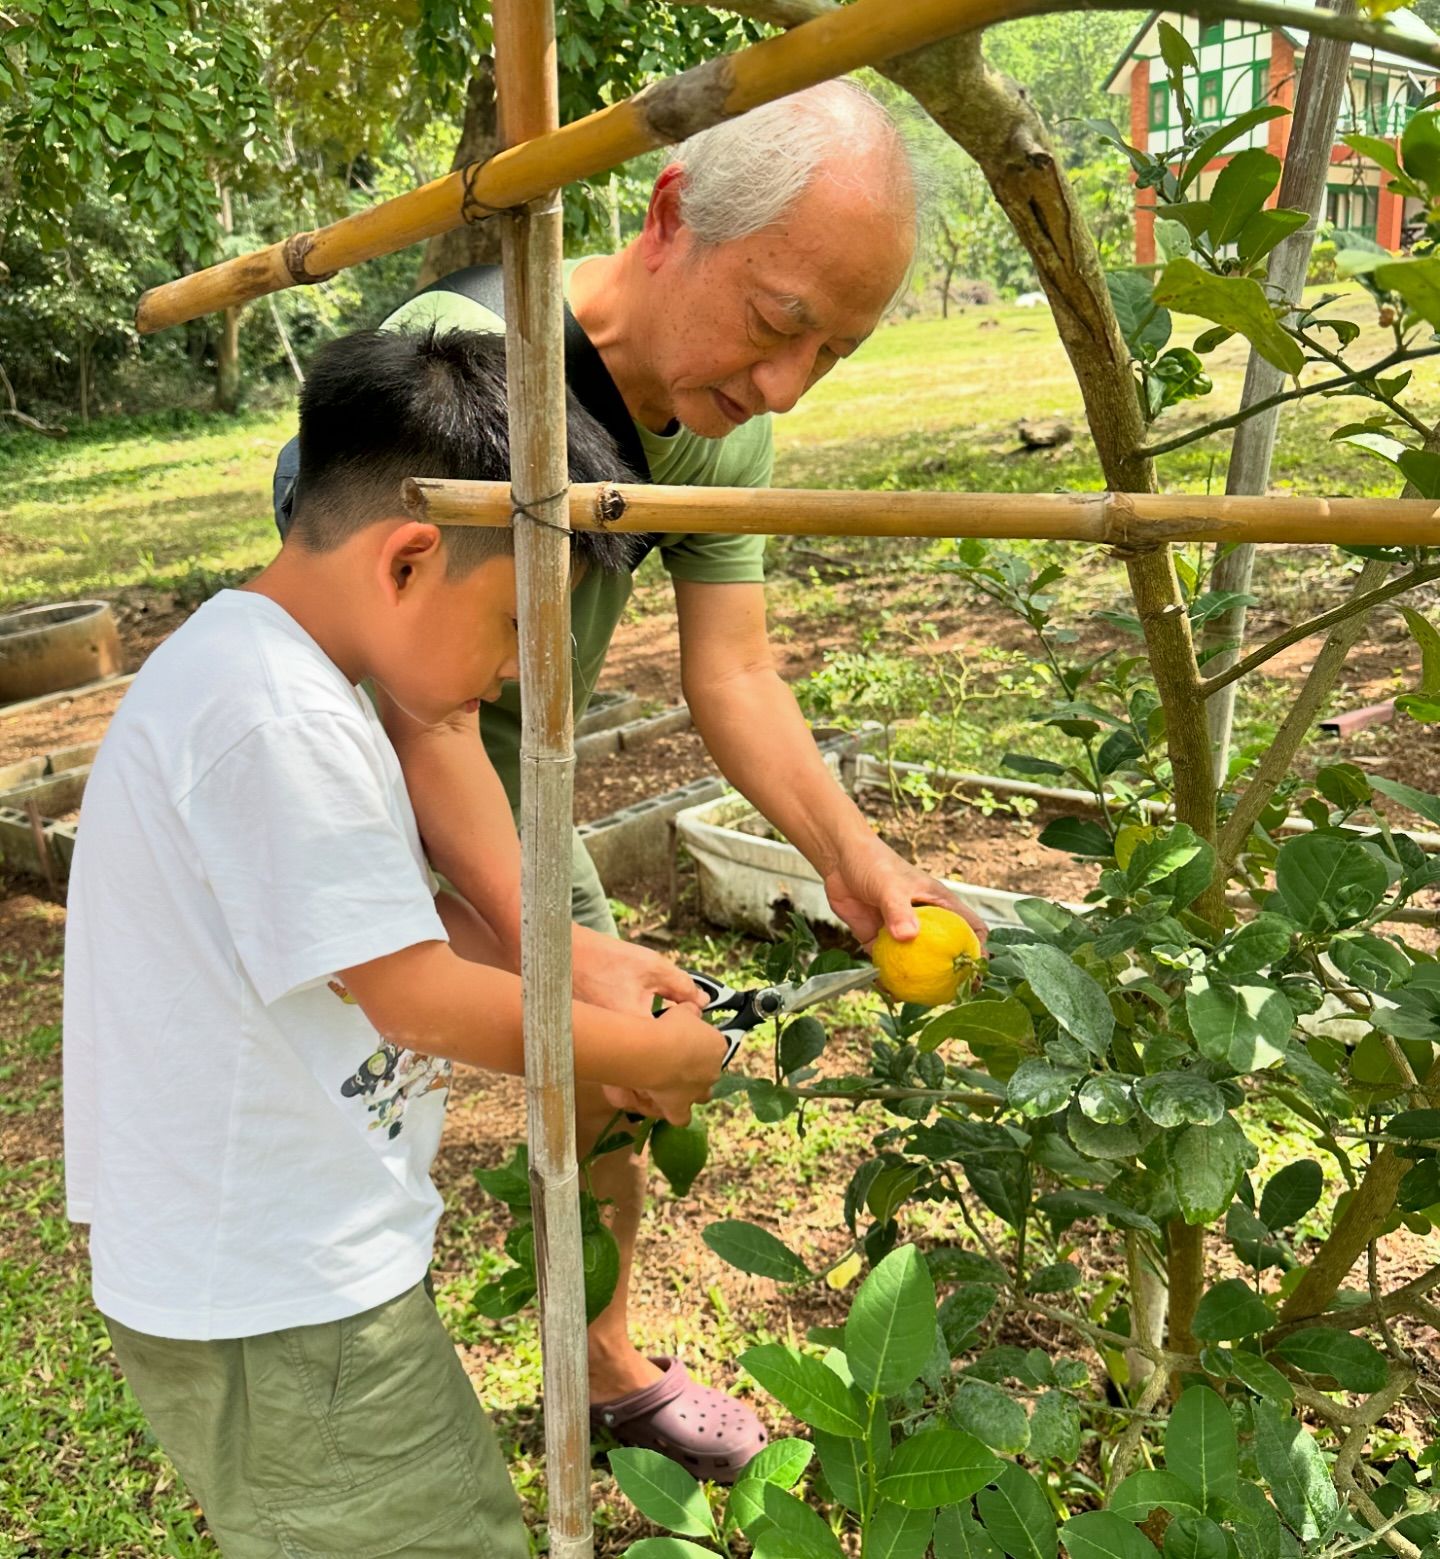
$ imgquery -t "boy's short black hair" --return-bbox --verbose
[288,327,639,576]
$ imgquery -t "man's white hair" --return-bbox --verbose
[670,78,918,248]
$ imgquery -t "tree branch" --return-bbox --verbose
[1134,346,1440,459]
[1202,563,1440,698]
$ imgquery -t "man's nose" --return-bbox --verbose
[752,341,821,415]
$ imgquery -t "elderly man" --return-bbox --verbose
[274,79,983,1480]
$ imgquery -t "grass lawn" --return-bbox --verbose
[1,287,1428,610]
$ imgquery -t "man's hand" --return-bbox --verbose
[822,830,988,949]
[573,924,703,1016]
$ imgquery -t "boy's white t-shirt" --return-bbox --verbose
[63,590,452,1341]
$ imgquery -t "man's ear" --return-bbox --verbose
[639,164,688,273]
[377,521,445,604]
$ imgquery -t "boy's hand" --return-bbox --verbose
[601,1003,727,1126]
[574,925,702,1016]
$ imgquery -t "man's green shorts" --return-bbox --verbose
[106,1279,529,1559]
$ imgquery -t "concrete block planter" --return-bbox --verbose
[0,602,123,704]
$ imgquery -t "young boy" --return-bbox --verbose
[62,328,726,1557]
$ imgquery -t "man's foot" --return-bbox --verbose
[591,1356,768,1485]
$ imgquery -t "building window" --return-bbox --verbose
[1201,21,1224,45]
[1149,82,1169,130]
[1251,61,1269,108]
[1199,70,1223,120]
[1326,183,1379,240]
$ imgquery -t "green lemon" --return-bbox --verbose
[582,1226,621,1323]
[650,1113,710,1197]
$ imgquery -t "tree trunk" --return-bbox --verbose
[1203,3,1357,781]
[414,61,504,292]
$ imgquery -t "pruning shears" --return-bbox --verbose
[684,964,878,1071]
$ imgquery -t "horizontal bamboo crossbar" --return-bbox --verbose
[404,479,1440,547]
[134,0,1440,333]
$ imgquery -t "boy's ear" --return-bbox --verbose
[377,521,445,603]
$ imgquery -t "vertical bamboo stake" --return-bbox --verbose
[1204,3,1356,779]
[494,6,593,1557]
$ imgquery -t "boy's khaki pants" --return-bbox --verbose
[106,1279,529,1558]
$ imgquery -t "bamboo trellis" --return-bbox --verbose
[134,4,1440,1555]
[491,8,594,1559]
[134,0,1440,338]
[406,480,1440,548]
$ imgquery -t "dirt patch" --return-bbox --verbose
[575,729,718,824]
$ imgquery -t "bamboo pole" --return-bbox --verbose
[133,0,1440,334]
[493,7,593,1558]
[404,479,1440,547]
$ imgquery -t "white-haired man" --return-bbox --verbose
[274,80,984,1482]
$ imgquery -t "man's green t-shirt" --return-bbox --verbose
[383,258,771,808]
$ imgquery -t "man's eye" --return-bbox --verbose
[750,307,788,340]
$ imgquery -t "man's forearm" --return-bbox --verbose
[687,664,873,875]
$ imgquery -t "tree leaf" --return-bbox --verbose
[1227,1349,1295,1404]
[919,997,1033,1056]
[845,1244,938,1399]
[1059,1511,1157,1559]
[1106,269,1172,357]
[1186,978,1292,1071]
[609,1448,717,1538]
[1387,1108,1440,1139]
[1164,1385,1238,1505]
[703,1222,809,1282]
[1277,832,1393,929]
[865,1501,935,1559]
[1161,1514,1229,1559]
[1181,105,1290,191]
[950,1376,1032,1454]
[1272,1328,1389,1391]
[1373,252,1440,327]
[1038,817,1114,858]
[1027,1388,1083,1463]
[933,1507,1003,1559]
[1237,207,1309,269]
[1371,774,1440,828]
[625,1541,722,1559]
[1152,258,1304,376]
[1134,1070,1226,1128]
[1208,149,1281,246]
[1192,1277,1273,1341]
[1216,914,1295,978]
[1170,1115,1255,1225]
[1250,1401,1339,1542]
[875,1428,1004,1509]
[1259,1160,1323,1229]
[1008,1058,1084,1118]
[759,1484,842,1559]
[725,1440,814,1533]
[1006,944,1114,1056]
[1036,1189,1160,1237]
[1400,606,1440,697]
[976,1463,1058,1559]
[739,1345,868,1437]
[1108,1469,1204,1521]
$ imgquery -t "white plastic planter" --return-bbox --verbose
[675,768,1078,938]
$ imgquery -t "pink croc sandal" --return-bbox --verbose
[593,1356,768,1484]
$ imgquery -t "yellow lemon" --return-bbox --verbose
[1114,824,1157,870]
[872,906,982,1008]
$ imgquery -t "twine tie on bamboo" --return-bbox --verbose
[510,486,574,537]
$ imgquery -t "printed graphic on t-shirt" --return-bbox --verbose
[330,978,451,1138]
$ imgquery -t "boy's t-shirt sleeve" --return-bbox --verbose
[177,713,446,1007]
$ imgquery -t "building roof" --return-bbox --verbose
[1105,4,1440,94]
